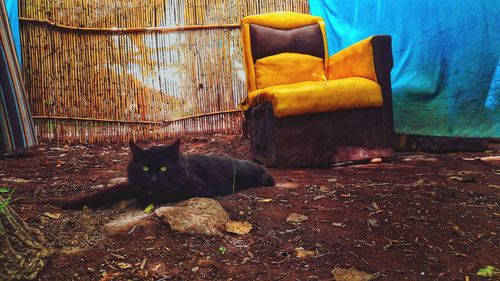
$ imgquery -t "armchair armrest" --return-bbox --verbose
[327,35,393,85]
[328,35,394,148]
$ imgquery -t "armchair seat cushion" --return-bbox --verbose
[255,53,326,89]
[241,77,383,118]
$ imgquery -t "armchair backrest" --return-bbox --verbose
[241,12,329,92]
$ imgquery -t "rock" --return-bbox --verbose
[154,197,229,236]
[105,211,157,234]
[370,158,382,164]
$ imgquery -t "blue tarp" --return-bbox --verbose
[5,0,21,64]
[310,0,499,137]
[1,0,35,155]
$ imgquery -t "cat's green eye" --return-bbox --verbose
[142,166,150,172]
[160,166,168,172]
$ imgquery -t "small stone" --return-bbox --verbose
[370,158,383,164]
[191,266,199,273]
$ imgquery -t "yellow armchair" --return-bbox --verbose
[240,12,394,167]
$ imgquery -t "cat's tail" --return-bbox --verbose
[25,182,135,209]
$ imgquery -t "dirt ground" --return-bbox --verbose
[2,135,499,281]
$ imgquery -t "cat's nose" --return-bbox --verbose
[151,173,158,181]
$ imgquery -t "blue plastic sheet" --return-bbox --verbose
[310,0,499,137]
[5,0,21,64]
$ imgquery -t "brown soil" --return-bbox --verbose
[2,135,499,281]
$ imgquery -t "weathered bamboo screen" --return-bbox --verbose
[18,0,309,143]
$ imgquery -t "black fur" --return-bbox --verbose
[58,139,274,209]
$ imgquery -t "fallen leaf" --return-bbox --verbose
[197,259,217,268]
[286,213,308,223]
[294,247,317,258]
[99,272,122,281]
[452,225,465,236]
[110,253,126,260]
[487,184,500,190]
[448,176,476,183]
[332,266,379,281]
[276,182,300,189]
[411,179,425,187]
[480,156,500,162]
[2,177,31,183]
[225,220,252,235]
[332,222,344,228]
[43,212,62,219]
[144,204,154,213]
[140,258,147,269]
[117,262,132,270]
[477,265,499,277]
[258,198,273,203]
[313,195,326,201]
[0,187,11,193]
[327,178,338,183]
[319,186,331,192]
[367,218,379,228]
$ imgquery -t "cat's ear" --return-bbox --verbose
[169,139,181,152]
[129,141,145,160]
[166,139,181,159]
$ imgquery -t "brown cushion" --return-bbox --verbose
[250,24,325,62]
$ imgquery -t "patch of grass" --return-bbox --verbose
[0,187,14,214]
[232,165,236,194]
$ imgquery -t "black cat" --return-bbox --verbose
[58,139,275,209]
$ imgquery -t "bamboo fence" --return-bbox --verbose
[18,0,309,143]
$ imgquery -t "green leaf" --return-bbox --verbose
[144,203,154,213]
[0,187,11,193]
[477,265,498,277]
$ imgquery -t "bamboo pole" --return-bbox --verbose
[20,0,309,143]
